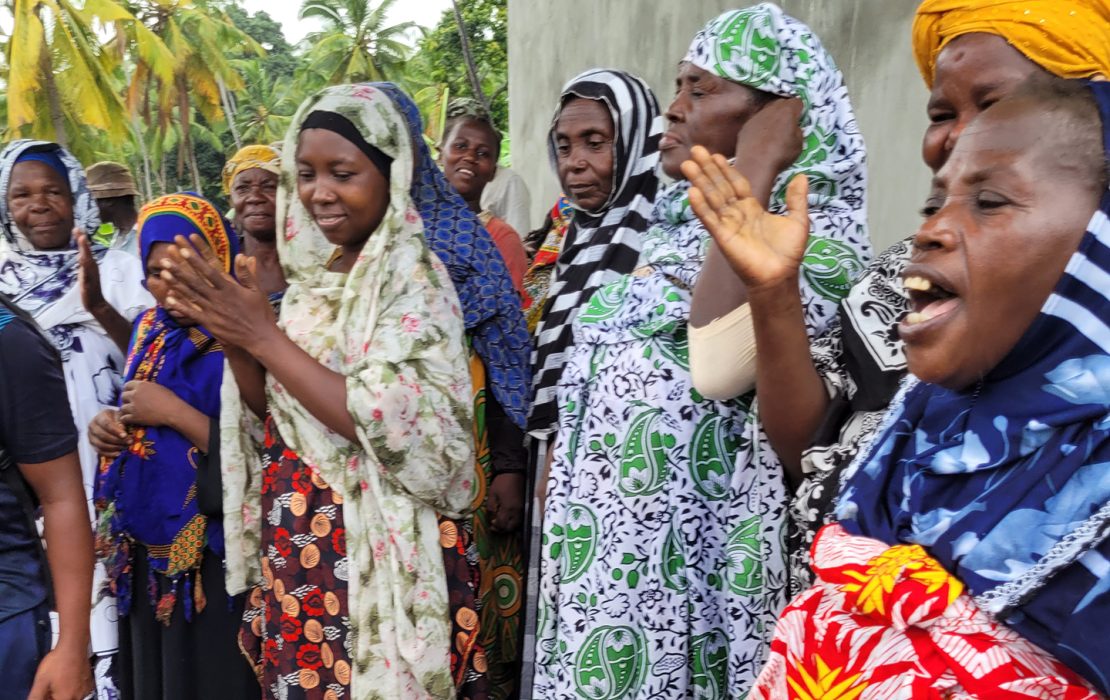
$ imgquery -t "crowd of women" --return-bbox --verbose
[3,0,1110,699]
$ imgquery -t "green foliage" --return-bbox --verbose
[411,0,508,134]
[223,5,296,80]
[1,0,510,199]
[298,0,416,86]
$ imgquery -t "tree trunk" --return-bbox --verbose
[157,151,167,194]
[218,76,243,150]
[36,10,67,146]
[132,117,154,199]
[187,138,203,195]
[176,75,204,194]
[450,0,491,114]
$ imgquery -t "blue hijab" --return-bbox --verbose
[372,82,532,429]
[837,82,1110,694]
[95,193,239,621]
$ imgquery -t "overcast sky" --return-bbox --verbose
[239,0,452,44]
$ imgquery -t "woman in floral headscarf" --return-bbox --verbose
[733,74,1110,700]
[531,5,868,698]
[164,84,476,699]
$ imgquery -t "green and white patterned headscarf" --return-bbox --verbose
[684,2,870,303]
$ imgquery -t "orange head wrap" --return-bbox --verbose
[913,0,1110,88]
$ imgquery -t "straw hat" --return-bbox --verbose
[86,161,139,199]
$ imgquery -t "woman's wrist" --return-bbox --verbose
[53,629,91,657]
[747,274,802,309]
[161,392,190,431]
[86,298,115,319]
[244,321,288,366]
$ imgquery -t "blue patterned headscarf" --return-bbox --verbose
[837,82,1110,694]
[95,193,239,622]
[372,82,532,428]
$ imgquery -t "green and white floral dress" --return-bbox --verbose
[533,5,870,698]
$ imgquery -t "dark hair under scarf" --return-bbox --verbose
[371,82,533,429]
[529,68,662,437]
[301,110,395,179]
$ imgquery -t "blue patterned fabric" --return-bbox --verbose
[95,193,239,619]
[837,81,1110,695]
[372,82,532,429]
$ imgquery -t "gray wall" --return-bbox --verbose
[507,0,930,251]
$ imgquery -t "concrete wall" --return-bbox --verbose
[507,0,930,251]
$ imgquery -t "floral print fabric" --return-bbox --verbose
[533,4,870,695]
[750,524,1100,700]
[221,84,475,699]
[534,184,790,699]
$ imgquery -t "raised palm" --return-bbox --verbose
[683,145,810,290]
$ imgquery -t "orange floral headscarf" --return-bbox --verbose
[913,0,1110,88]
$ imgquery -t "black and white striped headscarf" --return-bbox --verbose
[528,69,662,437]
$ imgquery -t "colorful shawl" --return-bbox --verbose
[913,0,1110,88]
[522,195,573,333]
[528,68,660,438]
[95,193,237,623]
[836,83,1110,695]
[750,523,1101,699]
[372,81,532,429]
[222,83,475,699]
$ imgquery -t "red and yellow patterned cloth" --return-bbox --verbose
[521,196,573,333]
[750,524,1099,700]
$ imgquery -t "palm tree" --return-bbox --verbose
[234,59,298,146]
[448,0,490,114]
[6,0,161,153]
[299,0,416,86]
[125,0,261,192]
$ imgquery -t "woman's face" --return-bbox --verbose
[230,168,278,242]
[145,241,195,325]
[442,118,498,204]
[553,97,615,212]
[8,161,75,250]
[901,104,1100,390]
[922,33,1044,172]
[660,63,766,179]
[296,128,390,252]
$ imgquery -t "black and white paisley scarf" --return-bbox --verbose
[528,68,661,437]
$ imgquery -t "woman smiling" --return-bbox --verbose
[161,84,476,699]
[0,139,151,695]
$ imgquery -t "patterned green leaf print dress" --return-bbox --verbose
[533,7,870,698]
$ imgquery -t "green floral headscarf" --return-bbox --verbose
[684,2,870,302]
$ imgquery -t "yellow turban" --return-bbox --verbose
[221,144,281,194]
[913,0,1110,88]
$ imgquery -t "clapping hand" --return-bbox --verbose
[159,234,275,353]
